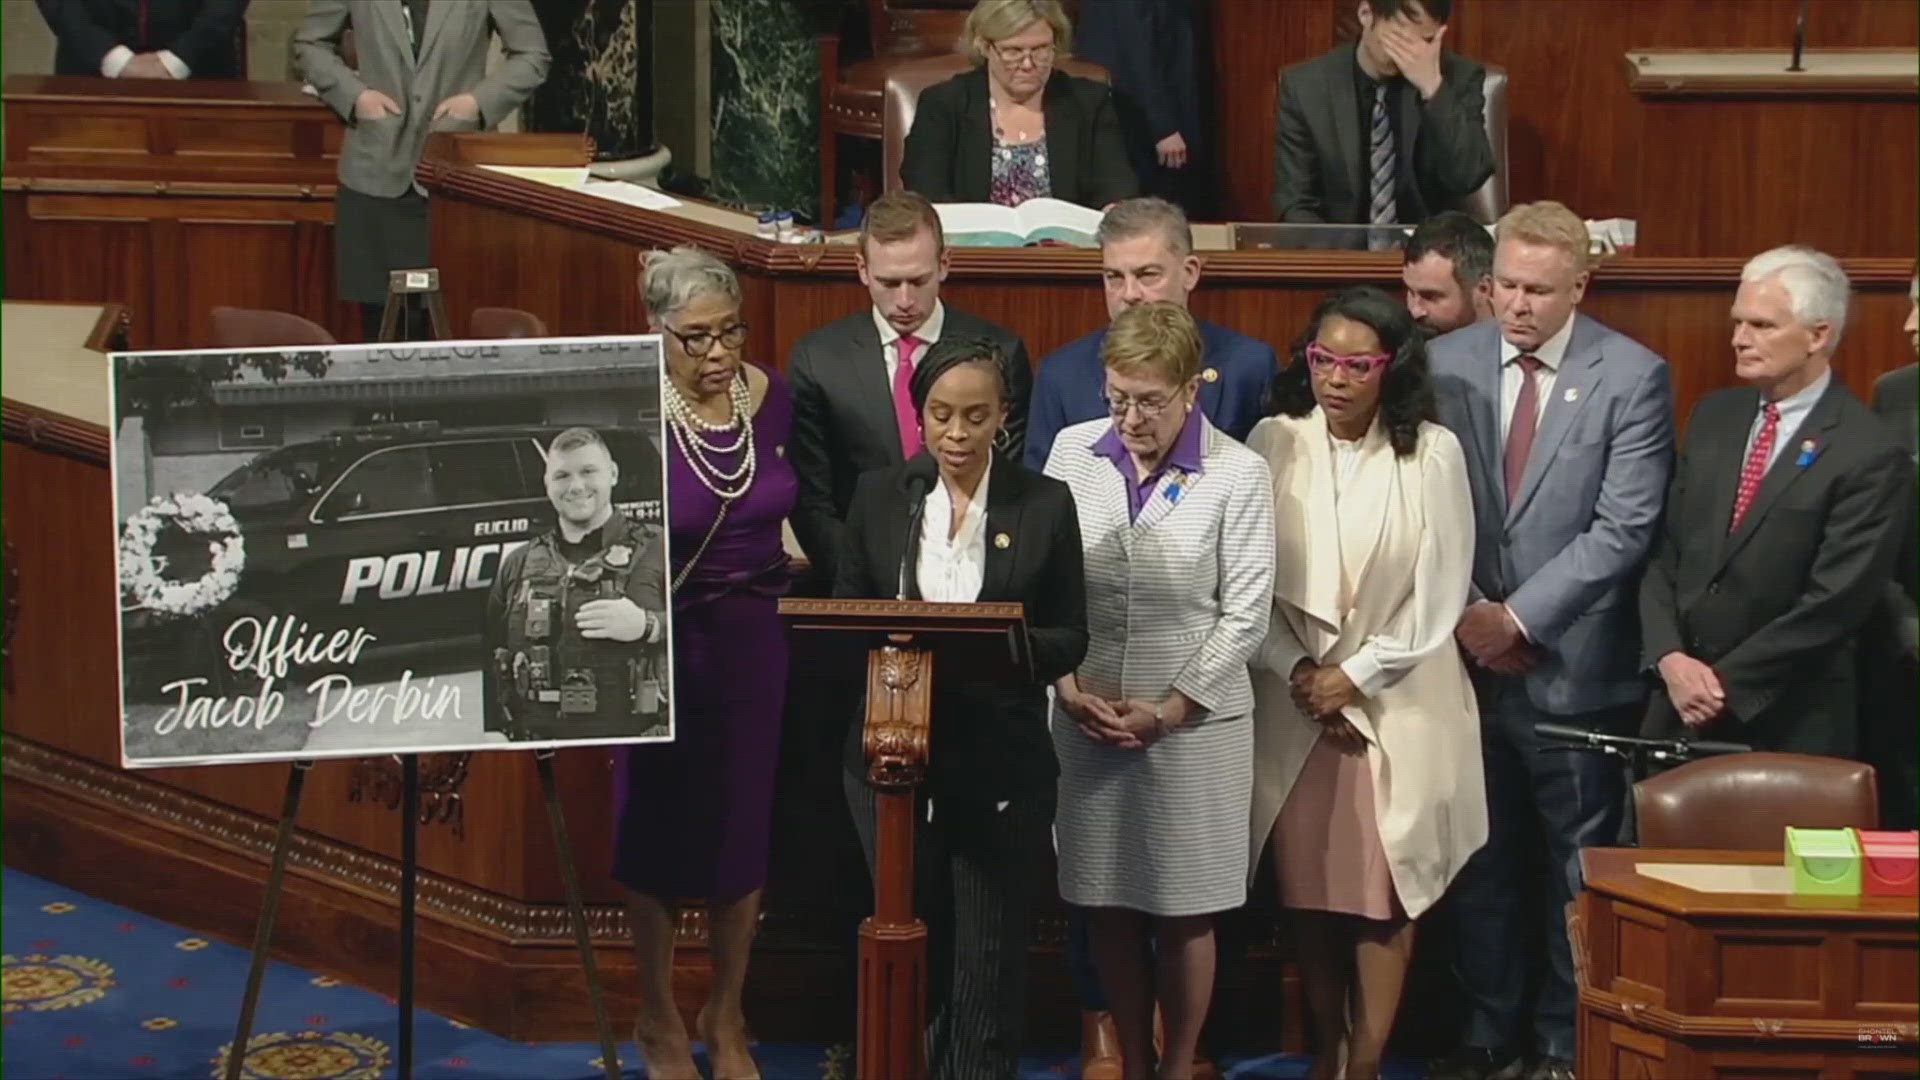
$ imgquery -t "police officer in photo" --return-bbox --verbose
[484,427,668,742]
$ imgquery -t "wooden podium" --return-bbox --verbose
[778,597,1031,1080]
[1576,847,1918,1079]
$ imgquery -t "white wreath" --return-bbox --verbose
[119,493,245,619]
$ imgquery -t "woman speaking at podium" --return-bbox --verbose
[834,336,1088,1080]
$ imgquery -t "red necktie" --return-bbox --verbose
[1504,355,1543,503]
[1730,402,1780,532]
[893,334,923,457]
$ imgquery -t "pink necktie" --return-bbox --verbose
[893,334,923,457]
[1730,402,1780,532]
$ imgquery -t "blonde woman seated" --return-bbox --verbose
[902,0,1137,209]
[1246,286,1487,1080]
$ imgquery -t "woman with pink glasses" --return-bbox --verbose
[1245,286,1486,1080]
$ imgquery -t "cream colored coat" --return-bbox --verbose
[1246,411,1487,919]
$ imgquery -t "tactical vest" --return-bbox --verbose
[495,522,664,740]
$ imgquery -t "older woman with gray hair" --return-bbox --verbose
[617,245,797,1080]
[901,0,1138,208]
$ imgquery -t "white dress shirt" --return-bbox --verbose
[1744,369,1831,472]
[102,47,191,79]
[872,300,947,388]
[1498,312,1577,441]
[916,456,990,603]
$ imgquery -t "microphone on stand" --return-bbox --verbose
[897,454,938,601]
[1788,0,1808,72]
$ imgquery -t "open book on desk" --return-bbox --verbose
[935,198,1103,247]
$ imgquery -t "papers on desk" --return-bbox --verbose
[936,198,1102,247]
[476,165,684,211]
[1638,862,1792,894]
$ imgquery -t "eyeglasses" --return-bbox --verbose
[1105,392,1175,420]
[665,322,749,358]
[1305,342,1391,379]
[992,43,1056,66]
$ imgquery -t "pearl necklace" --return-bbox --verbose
[664,373,756,501]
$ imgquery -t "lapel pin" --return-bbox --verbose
[993,532,1011,549]
[1563,387,1580,403]
[1796,439,1818,467]
[774,445,785,457]
[1202,367,1220,383]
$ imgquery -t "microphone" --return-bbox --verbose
[897,455,938,601]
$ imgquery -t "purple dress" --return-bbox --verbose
[613,368,799,902]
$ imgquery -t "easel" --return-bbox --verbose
[223,268,621,1080]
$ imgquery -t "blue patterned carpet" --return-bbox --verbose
[1,868,1425,1079]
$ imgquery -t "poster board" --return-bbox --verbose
[110,335,674,767]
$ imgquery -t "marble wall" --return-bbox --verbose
[524,0,653,160]
[706,0,824,222]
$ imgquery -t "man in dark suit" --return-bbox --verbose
[1861,281,1917,828]
[1074,0,1205,211]
[1403,209,1494,337]
[1642,246,1910,765]
[1273,0,1493,225]
[789,190,1032,586]
[1026,196,1274,471]
[37,0,247,80]
[1429,202,1673,1080]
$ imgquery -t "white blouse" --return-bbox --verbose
[916,459,991,603]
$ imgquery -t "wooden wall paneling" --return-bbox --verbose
[1452,0,1919,221]
[1635,95,1919,257]
[1209,0,1337,223]
[0,443,124,767]
[14,212,155,346]
[178,220,303,344]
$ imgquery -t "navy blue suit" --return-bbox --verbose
[1024,319,1276,470]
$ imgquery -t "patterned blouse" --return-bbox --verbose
[989,136,1051,207]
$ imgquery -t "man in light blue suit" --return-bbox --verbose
[1427,202,1673,1080]
[1024,197,1276,471]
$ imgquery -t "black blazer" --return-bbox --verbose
[788,307,1032,585]
[834,454,1088,801]
[901,67,1139,209]
[1639,379,1912,757]
[37,0,247,79]
[1273,43,1493,224]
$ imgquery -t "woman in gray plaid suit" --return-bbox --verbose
[1042,301,1275,1080]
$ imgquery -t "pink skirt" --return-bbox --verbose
[1274,731,1404,920]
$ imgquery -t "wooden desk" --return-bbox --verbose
[416,135,1914,435]
[1625,48,1920,257]
[1,76,352,349]
[1577,847,1918,1079]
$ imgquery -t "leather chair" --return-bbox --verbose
[881,54,1110,198]
[819,0,972,227]
[1459,63,1509,224]
[469,307,548,339]
[1634,752,1880,851]
[209,307,336,348]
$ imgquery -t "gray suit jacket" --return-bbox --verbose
[1273,43,1494,224]
[1429,314,1675,716]
[293,0,549,199]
